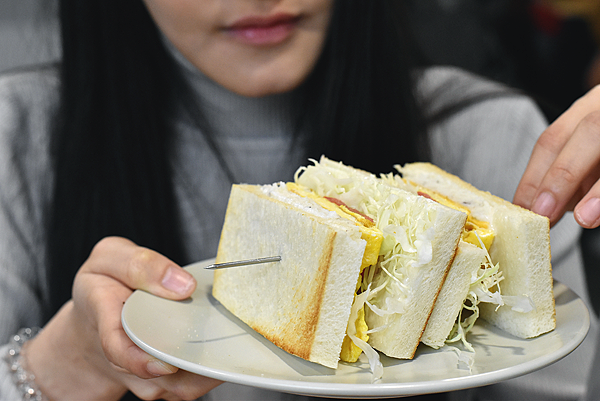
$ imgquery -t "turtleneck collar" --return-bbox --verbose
[161,34,295,140]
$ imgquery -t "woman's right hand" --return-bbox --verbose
[24,237,222,400]
[514,85,600,228]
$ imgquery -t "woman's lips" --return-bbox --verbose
[226,13,299,46]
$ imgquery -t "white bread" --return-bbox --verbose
[399,162,556,338]
[212,184,366,368]
[297,157,467,359]
[421,241,486,348]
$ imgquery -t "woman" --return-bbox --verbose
[0,0,595,400]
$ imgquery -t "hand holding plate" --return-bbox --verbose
[24,236,221,400]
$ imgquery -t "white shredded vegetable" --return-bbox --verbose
[445,231,535,350]
[443,345,475,372]
[295,159,440,324]
[347,286,383,382]
[503,295,535,313]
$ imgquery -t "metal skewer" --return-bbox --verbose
[204,256,282,270]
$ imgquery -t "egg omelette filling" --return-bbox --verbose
[411,184,495,252]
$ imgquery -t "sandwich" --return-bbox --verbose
[212,157,555,377]
[395,162,555,343]
[212,182,370,370]
[293,157,467,361]
[212,161,467,374]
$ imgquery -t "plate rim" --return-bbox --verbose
[122,258,590,398]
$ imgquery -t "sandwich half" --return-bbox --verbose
[398,162,556,339]
[213,156,468,372]
[295,157,467,359]
[212,183,370,369]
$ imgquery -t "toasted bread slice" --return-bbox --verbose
[212,184,366,368]
[421,241,486,349]
[399,162,556,338]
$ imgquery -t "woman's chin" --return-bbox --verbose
[219,74,305,98]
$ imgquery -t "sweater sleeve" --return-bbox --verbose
[0,69,57,399]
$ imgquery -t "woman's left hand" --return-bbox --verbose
[25,237,222,400]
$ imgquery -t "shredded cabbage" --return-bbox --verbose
[295,158,443,377]
[443,345,475,372]
[445,232,535,350]
[295,159,439,322]
[347,286,383,382]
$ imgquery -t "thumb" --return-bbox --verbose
[84,237,196,300]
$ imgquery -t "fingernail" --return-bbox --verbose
[576,198,600,227]
[532,192,556,218]
[162,266,195,295]
[147,359,177,376]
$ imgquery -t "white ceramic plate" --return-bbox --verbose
[122,259,589,399]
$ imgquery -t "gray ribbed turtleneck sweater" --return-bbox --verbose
[164,40,306,264]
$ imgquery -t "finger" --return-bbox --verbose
[104,320,179,380]
[513,127,563,210]
[85,236,196,300]
[125,370,222,401]
[529,111,600,224]
[513,114,581,209]
[73,271,180,380]
[514,86,600,209]
[574,178,600,228]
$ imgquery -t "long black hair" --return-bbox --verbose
[295,0,428,173]
[46,0,427,318]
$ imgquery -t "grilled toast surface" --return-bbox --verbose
[213,184,366,368]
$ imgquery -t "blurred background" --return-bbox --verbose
[407,0,600,118]
[1,0,599,312]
